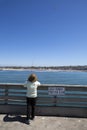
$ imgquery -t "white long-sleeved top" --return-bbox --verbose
[24,81,40,98]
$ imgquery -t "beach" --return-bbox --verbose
[0,114,87,130]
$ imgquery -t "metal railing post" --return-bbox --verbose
[54,96,57,106]
[5,85,8,105]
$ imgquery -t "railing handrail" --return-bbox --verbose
[0,83,87,108]
[1,83,87,117]
[0,83,87,87]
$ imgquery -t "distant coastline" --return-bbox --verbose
[0,66,87,72]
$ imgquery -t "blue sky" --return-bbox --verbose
[0,0,87,66]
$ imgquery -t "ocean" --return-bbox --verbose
[0,70,87,85]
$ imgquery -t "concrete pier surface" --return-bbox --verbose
[0,115,87,130]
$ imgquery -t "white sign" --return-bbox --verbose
[48,87,65,96]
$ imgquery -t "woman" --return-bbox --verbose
[24,73,40,124]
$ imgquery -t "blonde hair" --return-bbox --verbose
[28,74,37,82]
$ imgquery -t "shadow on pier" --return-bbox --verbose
[3,114,27,124]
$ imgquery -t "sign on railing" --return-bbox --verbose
[48,87,65,96]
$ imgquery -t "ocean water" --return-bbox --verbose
[0,70,87,85]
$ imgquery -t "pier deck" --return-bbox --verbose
[0,115,87,130]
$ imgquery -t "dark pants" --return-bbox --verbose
[26,97,37,120]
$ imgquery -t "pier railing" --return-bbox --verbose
[0,83,87,117]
